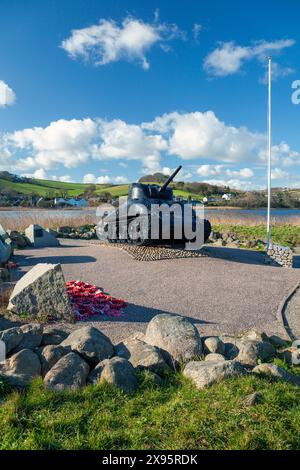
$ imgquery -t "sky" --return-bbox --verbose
[1,0,300,190]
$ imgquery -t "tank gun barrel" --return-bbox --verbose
[158,165,182,193]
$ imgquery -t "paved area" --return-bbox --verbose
[283,286,300,340]
[3,239,300,343]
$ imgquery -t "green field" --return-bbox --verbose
[0,365,299,450]
[0,177,204,200]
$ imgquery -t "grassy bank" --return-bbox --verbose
[0,370,299,450]
[212,224,300,248]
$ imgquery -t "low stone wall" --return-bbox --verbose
[265,244,294,268]
[0,314,299,393]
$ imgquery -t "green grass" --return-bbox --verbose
[213,224,300,248]
[0,177,206,200]
[0,372,300,450]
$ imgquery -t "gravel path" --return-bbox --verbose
[4,239,300,343]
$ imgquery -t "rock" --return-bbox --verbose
[14,323,43,351]
[222,339,239,360]
[0,224,9,242]
[292,349,300,366]
[41,326,69,346]
[4,349,41,377]
[0,327,24,354]
[0,238,11,263]
[183,360,246,389]
[292,339,300,349]
[61,326,114,367]
[0,373,33,389]
[268,335,289,348]
[8,263,74,322]
[204,337,225,355]
[243,330,269,343]
[252,363,300,386]
[7,231,28,248]
[213,239,226,247]
[204,353,226,362]
[145,314,202,367]
[0,268,10,281]
[279,348,300,366]
[243,392,263,407]
[246,240,258,249]
[39,345,69,375]
[116,337,170,375]
[90,357,137,393]
[57,226,72,234]
[44,352,89,391]
[25,224,60,248]
[143,370,163,386]
[236,340,275,366]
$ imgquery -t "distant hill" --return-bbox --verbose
[139,172,168,183]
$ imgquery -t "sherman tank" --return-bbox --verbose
[96,165,211,246]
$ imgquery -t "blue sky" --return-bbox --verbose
[1,0,300,189]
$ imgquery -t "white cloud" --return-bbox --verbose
[83,173,128,184]
[225,167,254,178]
[0,80,16,108]
[271,167,289,180]
[145,111,265,162]
[197,164,223,177]
[193,24,202,42]
[5,118,97,169]
[2,111,300,186]
[114,175,128,184]
[61,15,183,70]
[203,178,256,190]
[259,141,300,166]
[83,173,111,184]
[22,168,47,179]
[204,39,295,77]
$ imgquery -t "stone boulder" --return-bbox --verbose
[204,337,225,355]
[236,340,275,366]
[0,327,24,354]
[7,230,28,248]
[183,360,246,389]
[41,326,69,346]
[243,391,263,407]
[8,263,74,322]
[116,337,170,375]
[25,224,60,248]
[61,326,114,367]
[4,349,41,377]
[0,238,11,263]
[253,363,300,386]
[0,372,33,389]
[14,323,43,352]
[0,267,10,281]
[145,314,202,367]
[89,356,137,393]
[44,352,89,391]
[242,330,269,343]
[39,345,69,375]
[204,353,226,362]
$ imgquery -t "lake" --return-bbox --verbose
[0,207,299,230]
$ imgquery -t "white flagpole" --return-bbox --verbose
[266,56,272,251]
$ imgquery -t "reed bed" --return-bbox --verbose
[0,211,98,231]
[208,214,300,226]
[0,209,300,231]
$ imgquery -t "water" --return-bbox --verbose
[204,208,300,219]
